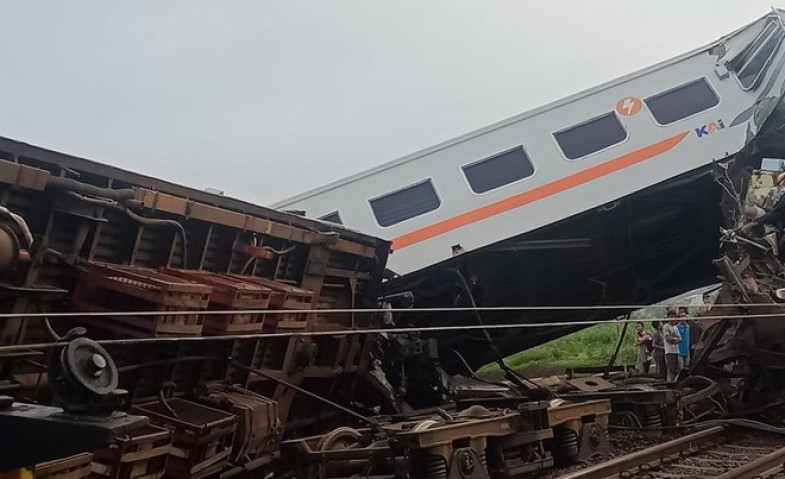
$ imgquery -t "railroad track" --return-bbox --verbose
[556,426,785,479]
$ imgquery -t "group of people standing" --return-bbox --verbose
[633,293,710,382]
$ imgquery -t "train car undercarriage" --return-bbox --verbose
[4,103,785,479]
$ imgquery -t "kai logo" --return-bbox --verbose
[694,120,725,138]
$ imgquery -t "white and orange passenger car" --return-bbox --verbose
[275,10,785,276]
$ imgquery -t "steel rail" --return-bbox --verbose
[556,426,785,479]
[716,446,785,479]
[554,426,727,479]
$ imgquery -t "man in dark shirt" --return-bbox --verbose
[697,292,712,317]
[651,321,666,380]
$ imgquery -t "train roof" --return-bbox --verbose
[272,8,785,209]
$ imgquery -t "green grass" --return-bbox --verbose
[476,288,713,376]
[479,322,641,374]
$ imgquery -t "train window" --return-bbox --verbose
[462,146,534,193]
[319,211,343,224]
[644,79,720,125]
[554,113,627,160]
[370,180,440,227]
[728,19,785,90]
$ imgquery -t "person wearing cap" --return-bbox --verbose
[742,172,785,236]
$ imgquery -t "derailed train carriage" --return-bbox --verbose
[274,8,785,375]
[0,137,570,479]
[0,134,397,466]
[5,7,785,479]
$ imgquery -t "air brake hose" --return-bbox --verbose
[440,345,509,388]
[45,176,135,201]
[43,178,188,268]
[121,206,188,269]
[449,269,543,392]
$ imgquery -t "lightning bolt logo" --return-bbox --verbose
[616,97,642,116]
[622,98,634,114]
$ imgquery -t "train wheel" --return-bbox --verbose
[317,426,362,451]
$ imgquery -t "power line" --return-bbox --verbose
[0,302,779,320]
[0,310,779,353]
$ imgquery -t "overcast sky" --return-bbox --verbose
[0,1,778,205]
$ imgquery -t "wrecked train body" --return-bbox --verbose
[276,9,785,371]
[690,167,785,418]
[6,8,785,479]
[0,135,396,472]
[0,136,602,478]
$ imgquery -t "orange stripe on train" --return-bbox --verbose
[391,132,689,251]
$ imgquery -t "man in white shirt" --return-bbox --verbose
[662,309,682,382]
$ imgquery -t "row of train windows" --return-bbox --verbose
[321,77,720,227]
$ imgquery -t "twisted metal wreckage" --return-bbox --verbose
[0,136,602,479]
[1,122,785,479]
[691,162,785,423]
[7,12,785,479]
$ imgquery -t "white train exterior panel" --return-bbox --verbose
[274,10,785,275]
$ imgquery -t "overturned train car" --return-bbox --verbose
[0,135,398,472]
[0,137,601,479]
